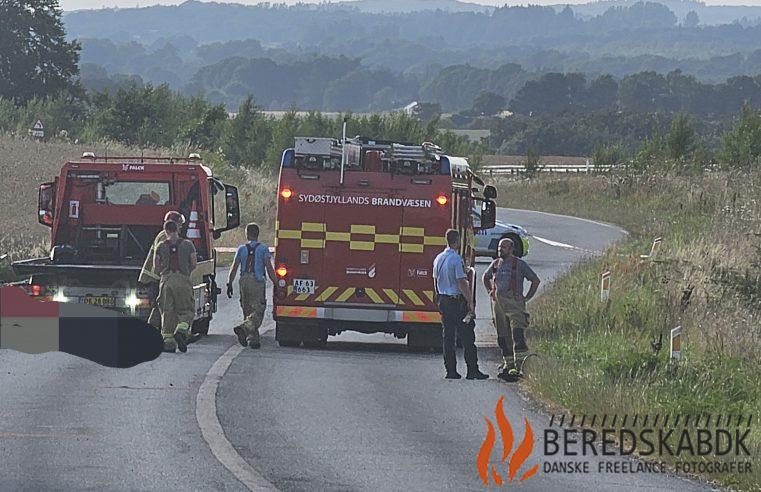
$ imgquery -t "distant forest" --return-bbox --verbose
[66,1,761,112]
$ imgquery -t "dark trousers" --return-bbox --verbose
[438,295,478,374]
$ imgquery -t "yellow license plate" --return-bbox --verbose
[84,296,116,307]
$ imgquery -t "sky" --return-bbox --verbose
[60,0,761,11]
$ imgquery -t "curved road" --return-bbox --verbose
[0,208,706,491]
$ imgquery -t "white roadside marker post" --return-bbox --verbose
[641,236,663,259]
[600,271,612,302]
[670,326,682,362]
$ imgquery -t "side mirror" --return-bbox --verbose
[480,200,496,230]
[38,182,55,227]
[483,185,497,200]
[212,184,240,237]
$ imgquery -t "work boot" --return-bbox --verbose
[187,333,202,345]
[174,322,189,353]
[248,340,261,349]
[162,334,177,353]
[498,368,521,382]
[466,369,489,380]
[173,332,187,353]
[445,372,462,379]
[233,326,247,347]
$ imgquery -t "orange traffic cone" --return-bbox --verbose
[186,200,202,249]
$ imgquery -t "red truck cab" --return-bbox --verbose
[14,153,240,333]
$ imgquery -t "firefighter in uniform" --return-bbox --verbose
[227,223,276,349]
[139,211,185,331]
[482,237,540,381]
[433,229,488,380]
[154,220,197,353]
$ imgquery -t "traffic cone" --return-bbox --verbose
[186,200,202,249]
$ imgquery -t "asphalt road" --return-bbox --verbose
[0,208,709,491]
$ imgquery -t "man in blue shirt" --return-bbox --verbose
[432,229,488,380]
[227,223,276,349]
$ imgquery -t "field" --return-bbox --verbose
[492,172,761,489]
[0,135,276,279]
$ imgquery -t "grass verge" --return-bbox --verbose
[492,172,761,490]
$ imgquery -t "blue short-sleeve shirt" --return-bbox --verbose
[235,241,272,282]
[432,247,467,296]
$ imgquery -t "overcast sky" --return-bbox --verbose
[60,0,761,12]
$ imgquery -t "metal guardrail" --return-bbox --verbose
[480,163,618,175]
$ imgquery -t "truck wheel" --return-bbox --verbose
[276,321,304,347]
[505,233,524,257]
[192,317,210,336]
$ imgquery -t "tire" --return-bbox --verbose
[504,233,524,257]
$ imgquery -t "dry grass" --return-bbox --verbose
[490,172,761,489]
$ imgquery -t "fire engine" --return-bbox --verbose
[12,153,240,335]
[273,136,497,349]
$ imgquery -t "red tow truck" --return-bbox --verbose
[272,136,496,349]
[12,153,240,335]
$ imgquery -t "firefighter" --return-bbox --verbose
[433,229,488,380]
[226,223,276,349]
[153,220,197,353]
[139,211,186,331]
[482,237,540,382]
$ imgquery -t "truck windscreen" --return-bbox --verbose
[105,181,170,205]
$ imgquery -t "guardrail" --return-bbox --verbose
[481,163,618,175]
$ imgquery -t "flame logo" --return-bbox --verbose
[476,396,539,486]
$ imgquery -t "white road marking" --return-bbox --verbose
[504,207,629,236]
[530,234,579,250]
[196,339,279,491]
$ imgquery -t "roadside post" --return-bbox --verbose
[600,271,611,302]
[640,236,663,259]
[670,326,682,361]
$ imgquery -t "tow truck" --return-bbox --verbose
[12,153,240,335]
[272,136,496,349]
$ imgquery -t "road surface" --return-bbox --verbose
[0,208,708,491]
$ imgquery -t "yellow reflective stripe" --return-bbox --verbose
[423,290,434,302]
[277,306,317,318]
[403,289,425,306]
[315,286,338,302]
[301,239,325,248]
[351,224,375,234]
[278,230,301,239]
[335,288,355,302]
[400,227,424,236]
[325,232,350,242]
[375,234,399,244]
[400,243,424,253]
[287,285,293,296]
[365,288,384,304]
[403,311,441,323]
[383,289,404,305]
[350,241,374,251]
[301,222,325,232]
[295,293,311,301]
[424,236,447,246]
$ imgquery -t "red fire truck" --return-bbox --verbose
[12,153,241,335]
[272,136,496,349]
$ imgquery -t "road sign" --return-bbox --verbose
[30,120,44,139]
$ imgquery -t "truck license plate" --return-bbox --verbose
[84,296,116,307]
[293,279,315,295]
